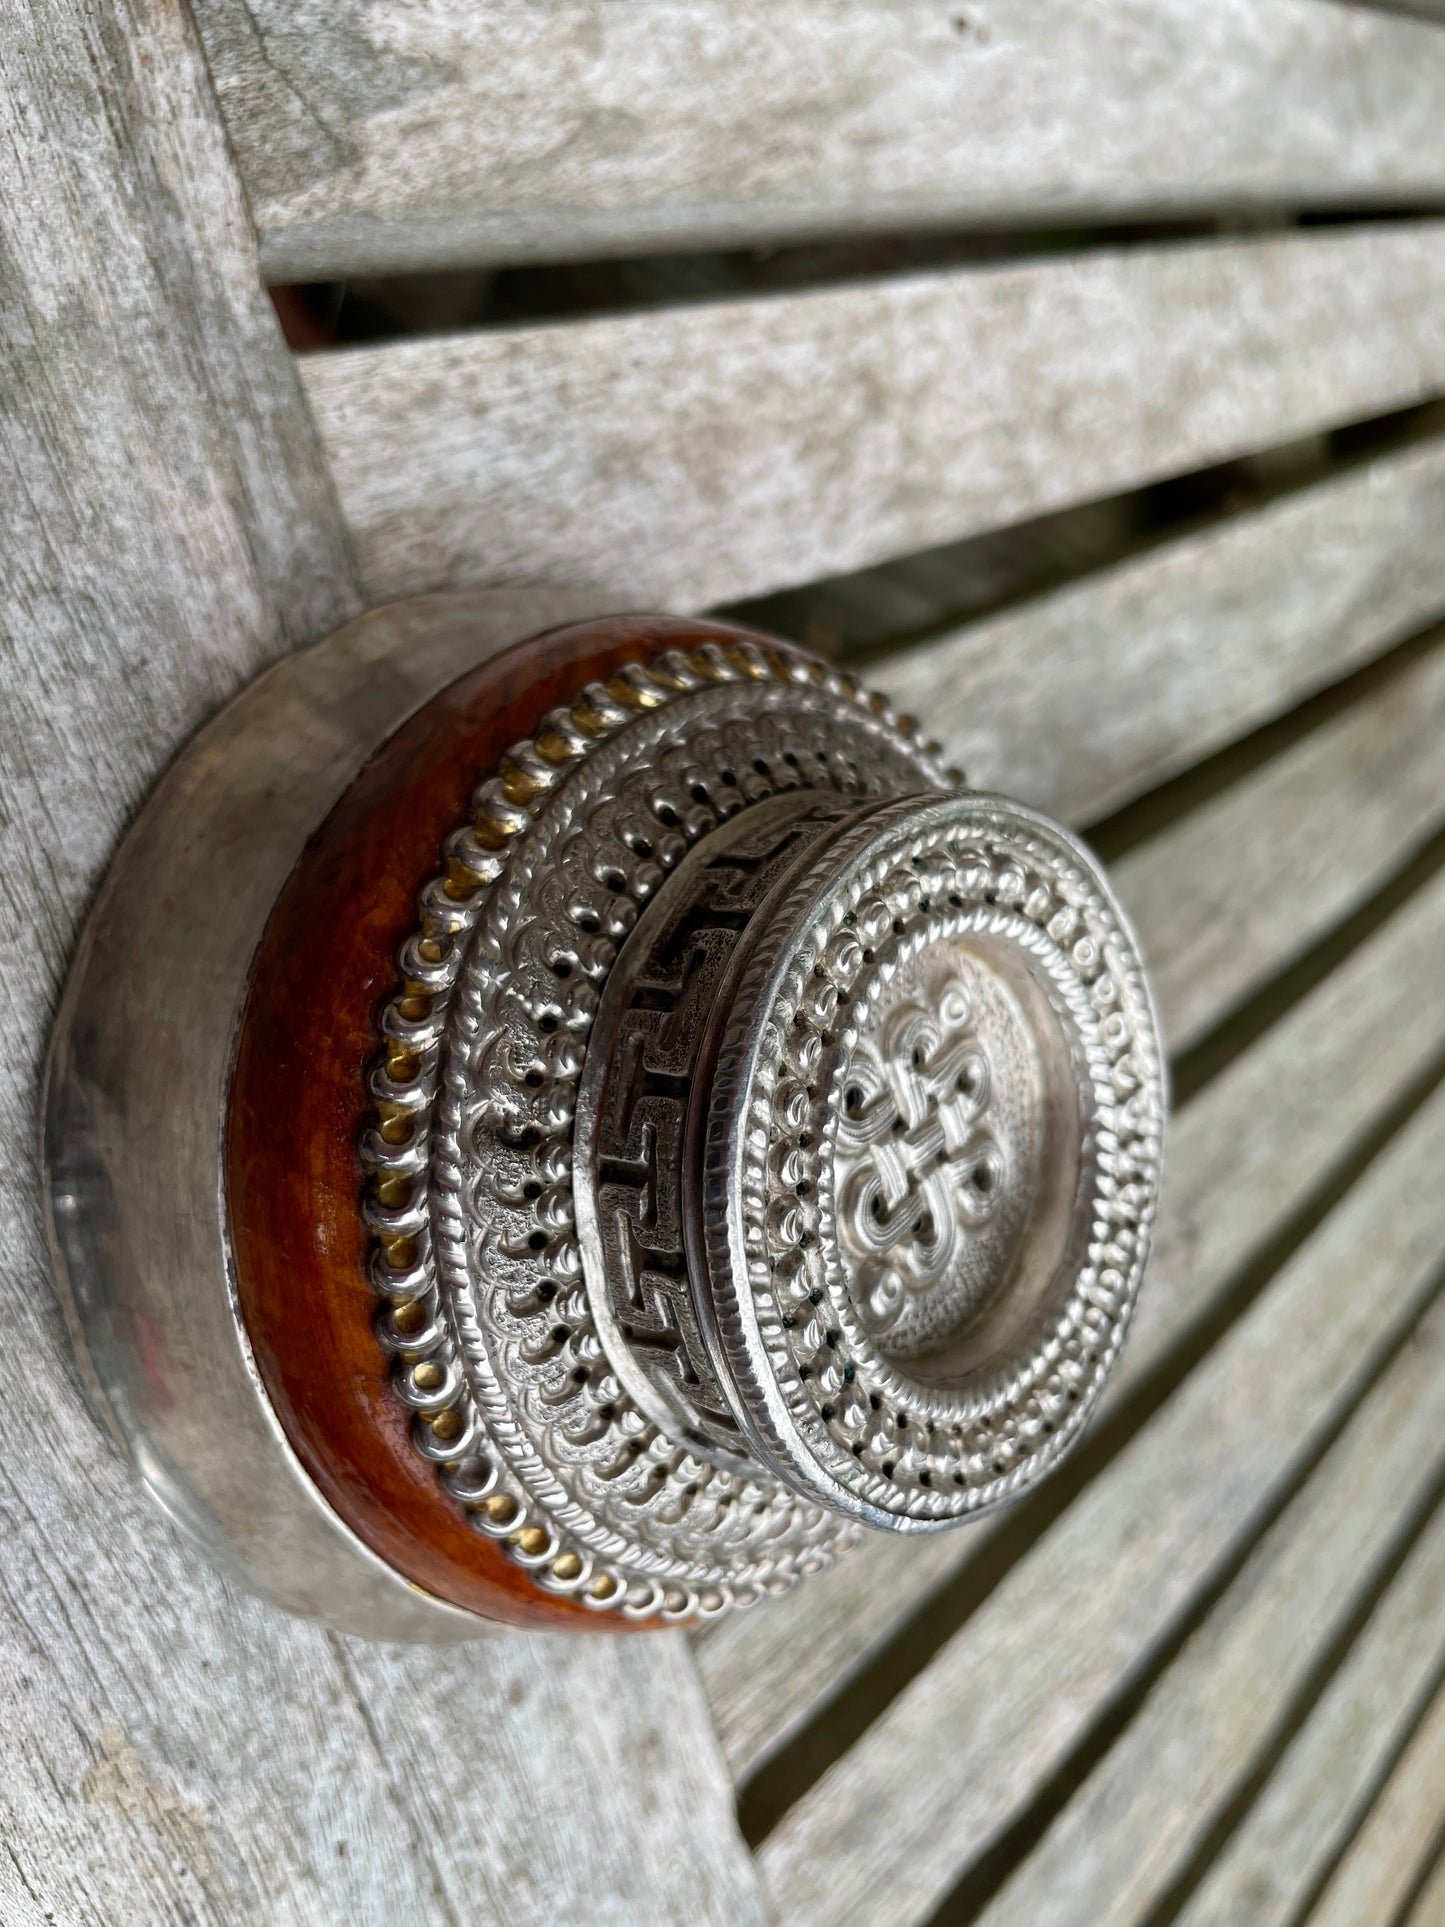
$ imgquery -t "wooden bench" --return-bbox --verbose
[4,2,1445,1919]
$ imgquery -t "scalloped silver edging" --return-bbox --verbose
[361,634,956,1618]
[695,794,1166,1530]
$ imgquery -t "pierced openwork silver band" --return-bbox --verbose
[361,636,1165,1621]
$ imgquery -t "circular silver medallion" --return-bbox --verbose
[691,792,1165,1529]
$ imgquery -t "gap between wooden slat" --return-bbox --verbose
[956,1319,1445,1924]
[731,398,1444,663]
[299,222,1445,613]
[275,211,1445,353]
[1396,1816,1445,1927]
[1113,621,1445,1049]
[757,1078,1445,1926]
[1087,624,1445,868]
[727,402,1445,672]
[707,638,1445,1785]
[871,429,1445,827]
[271,217,1235,349]
[704,835,1445,1791]
[1301,1676,1445,1927]
[1171,1600,1445,1927]
[944,1355,1445,1927]
[184,0,1445,282]
[1167,816,1445,1112]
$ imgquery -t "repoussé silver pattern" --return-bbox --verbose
[833,962,1007,1352]
[362,638,959,1616]
[694,794,1165,1528]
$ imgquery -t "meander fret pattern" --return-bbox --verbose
[363,640,954,1617]
[586,796,852,1464]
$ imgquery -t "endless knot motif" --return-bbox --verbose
[694,792,1165,1527]
[367,640,954,1618]
[835,974,1004,1341]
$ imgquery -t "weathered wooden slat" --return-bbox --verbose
[970,1301,1445,1926]
[758,1078,1445,1926]
[698,857,1445,1779]
[311,1634,762,1927]
[1305,1682,1445,1927]
[877,433,1445,825]
[1175,1508,1445,1925]
[182,0,1445,282]
[1402,1838,1445,1927]
[1117,628,1445,1049]
[300,222,1445,613]
[0,6,760,1922]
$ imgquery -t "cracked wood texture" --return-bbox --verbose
[0,4,760,1923]
[185,0,1445,281]
[299,221,1445,613]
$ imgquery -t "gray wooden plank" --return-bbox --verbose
[1116,628,1445,1049]
[698,855,1445,1781]
[182,0,1445,282]
[758,1077,1445,1926]
[320,1633,762,1927]
[1402,1837,1445,1927]
[1177,1504,1445,1925]
[1305,1682,1445,1927]
[876,432,1445,826]
[972,1290,1445,1926]
[0,5,761,1921]
[299,222,1445,613]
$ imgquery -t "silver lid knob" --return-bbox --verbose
[578,787,1164,1536]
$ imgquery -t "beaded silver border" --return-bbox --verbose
[361,633,957,1617]
[696,794,1166,1529]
